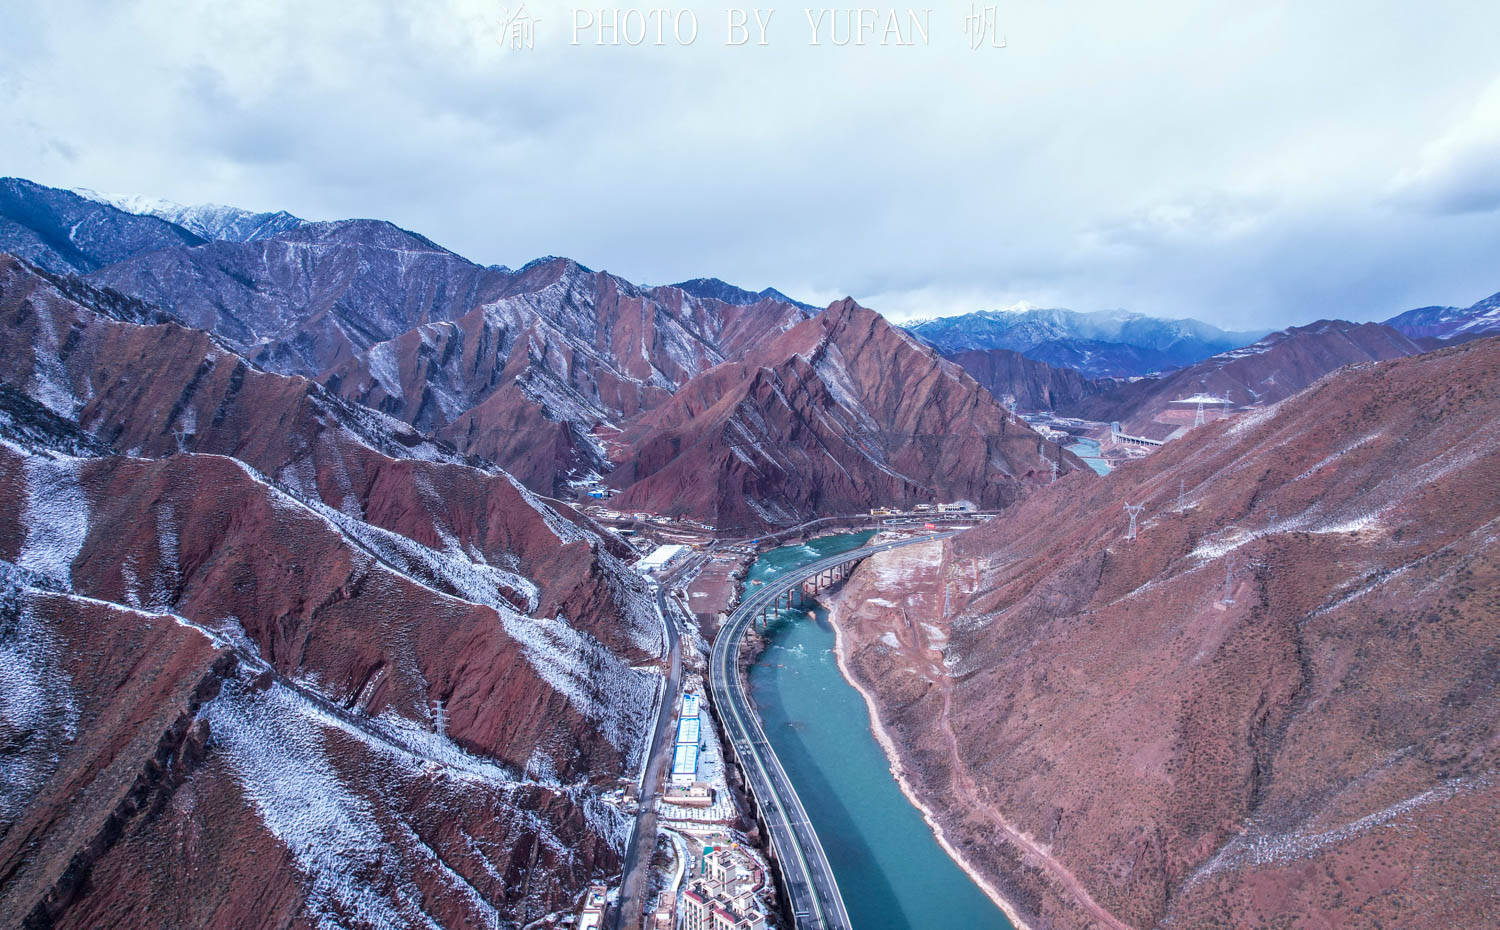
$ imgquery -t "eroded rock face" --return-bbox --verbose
[0,256,658,927]
[608,299,1079,529]
[830,337,1500,930]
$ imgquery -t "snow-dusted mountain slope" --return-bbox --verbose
[1383,289,1500,343]
[0,252,662,927]
[73,187,306,242]
[907,305,1267,377]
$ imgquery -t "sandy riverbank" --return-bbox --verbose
[823,594,1035,930]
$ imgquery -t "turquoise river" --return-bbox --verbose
[744,532,1015,930]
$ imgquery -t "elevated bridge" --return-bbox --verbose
[708,532,958,930]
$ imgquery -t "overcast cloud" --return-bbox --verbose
[3,0,1499,328]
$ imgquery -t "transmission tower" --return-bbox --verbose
[1194,401,1206,427]
[1123,502,1145,540]
[1221,553,1237,605]
[1178,477,1185,508]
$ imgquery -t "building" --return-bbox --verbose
[682,888,710,930]
[682,692,700,719]
[680,879,765,930]
[637,543,689,574]
[663,781,715,807]
[676,715,701,747]
[705,848,735,885]
[671,742,699,787]
[578,883,608,930]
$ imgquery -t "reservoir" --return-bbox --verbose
[745,533,1015,930]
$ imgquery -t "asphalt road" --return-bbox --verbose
[709,532,959,930]
[611,550,701,930]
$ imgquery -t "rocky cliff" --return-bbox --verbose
[829,336,1500,929]
[4,180,1066,526]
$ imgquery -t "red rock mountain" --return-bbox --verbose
[5,180,1073,524]
[1079,319,1422,438]
[75,204,1074,525]
[606,299,1078,529]
[0,255,662,927]
[86,228,813,492]
[830,335,1500,929]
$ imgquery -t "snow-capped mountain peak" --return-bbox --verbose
[71,187,305,243]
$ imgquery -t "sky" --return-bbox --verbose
[3,0,1500,329]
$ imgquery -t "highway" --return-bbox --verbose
[709,532,959,930]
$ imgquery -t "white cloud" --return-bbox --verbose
[2,0,1499,330]
[1390,75,1500,216]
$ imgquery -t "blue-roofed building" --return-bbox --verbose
[676,716,700,747]
[682,692,700,719]
[671,743,699,787]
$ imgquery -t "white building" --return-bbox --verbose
[637,543,689,575]
[671,743,699,787]
[682,692,700,719]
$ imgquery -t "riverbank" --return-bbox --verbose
[742,532,1013,929]
[822,547,1034,930]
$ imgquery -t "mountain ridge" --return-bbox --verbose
[907,304,1267,377]
[830,333,1500,930]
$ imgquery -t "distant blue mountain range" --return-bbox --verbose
[905,305,1269,377]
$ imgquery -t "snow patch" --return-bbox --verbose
[0,564,80,824]
[19,454,89,590]
[205,678,446,930]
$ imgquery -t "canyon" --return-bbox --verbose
[3,173,1496,930]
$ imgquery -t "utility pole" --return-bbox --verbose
[1123,503,1144,540]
